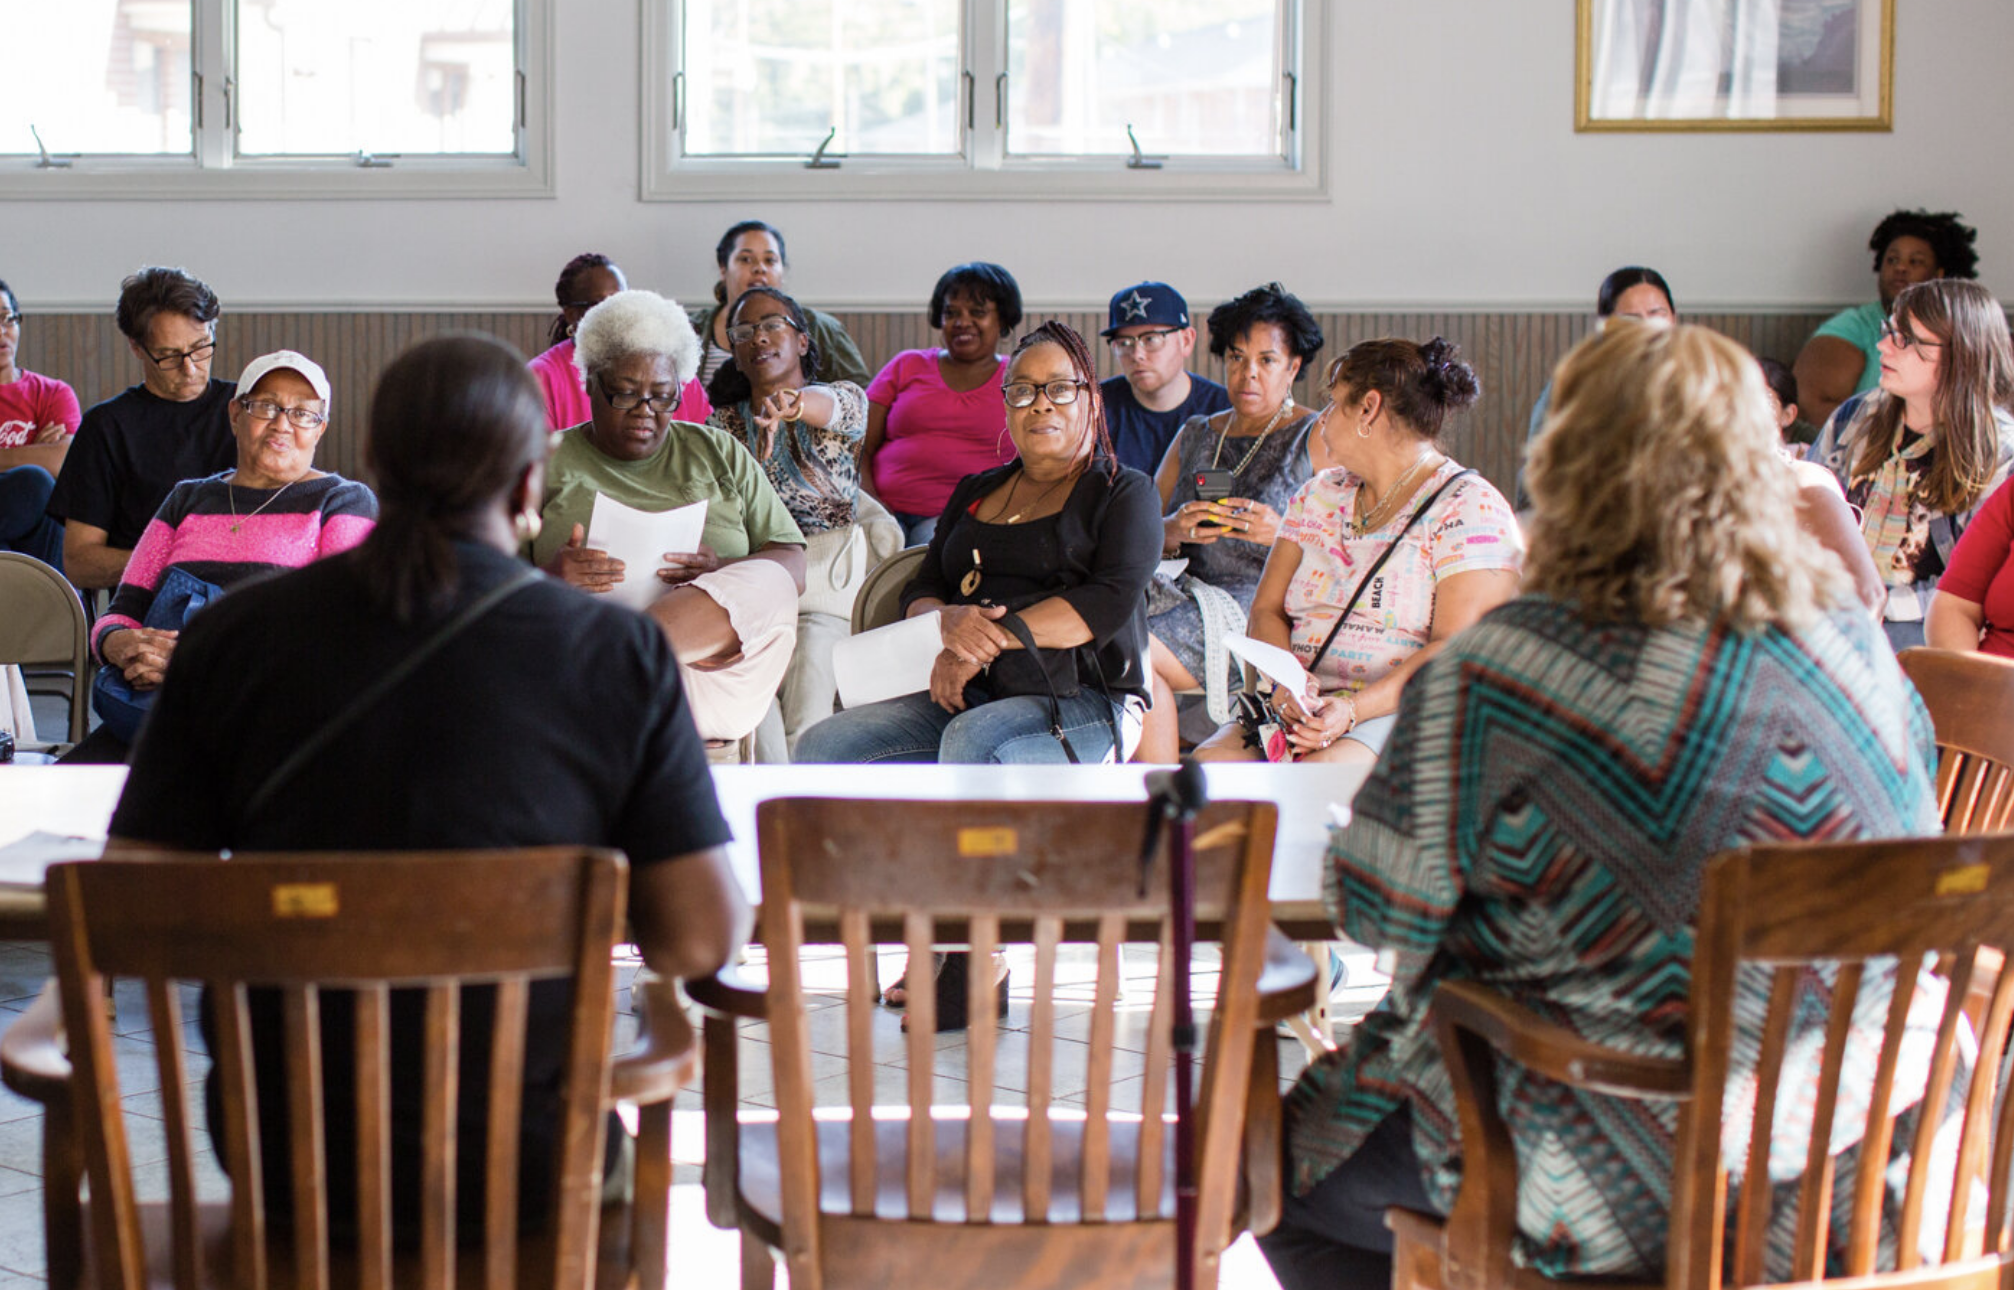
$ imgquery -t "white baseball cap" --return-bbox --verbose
[235,350,332,413]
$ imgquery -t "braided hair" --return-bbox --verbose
[1010,320,1118,477]
[547,252,619,347]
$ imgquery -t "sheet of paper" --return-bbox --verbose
[585,495,709,613]
[833,611,943,709]
[1224,633,1314,700]
[0,830,103,890]
[1155,557,1189,580]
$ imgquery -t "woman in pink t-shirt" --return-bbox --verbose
[860,262,1021,544]
[0,278,83,570]
[526,252,711,431]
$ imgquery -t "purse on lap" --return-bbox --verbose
[91,566,225,745]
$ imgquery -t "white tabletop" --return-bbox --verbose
[0,761,1367,928]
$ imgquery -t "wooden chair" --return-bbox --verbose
[848,545,929,636]
[0,551,90,747]
[0,847,697,1290]
[1388,832,2014,1290]
[1897,647,2014,833]
[689,796,1316,1290]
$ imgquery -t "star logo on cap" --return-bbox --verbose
[1120,289,1154,321]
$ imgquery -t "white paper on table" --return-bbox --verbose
[1224,633,1314,700]
[1155,557,1189,580]
[833,611,943,709]
[585,495,709,613]
[0,831,104,890]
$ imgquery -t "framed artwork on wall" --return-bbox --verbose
[1577,0,1893,131]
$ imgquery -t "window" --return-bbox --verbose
[644,0,1323,202]
[0,0,552,198]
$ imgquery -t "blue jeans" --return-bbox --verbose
[0,465,64,572]
[892,510,939,547]
[795,686,1140,765]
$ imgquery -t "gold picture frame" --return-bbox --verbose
[1577,0,1893,132]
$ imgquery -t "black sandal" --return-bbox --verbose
[904,951,1010,1033]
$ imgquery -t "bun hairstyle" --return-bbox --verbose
[548,252,618,347]
[1595,266,1675,318]
[355,334,548,623]
[705,286,822,409]
[713,220,789,305]
[1324,336,1480,441]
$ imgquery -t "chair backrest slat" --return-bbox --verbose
[1899,648,2014,834]
[965,914,1001,1223]
[419,983,459,1287]
[1024,915,1062,1223]
[1135,926,1175,1222]
[1947,948,2014,1262]
[904,911,937,1219]
[146,978,206,1290]
[1898,949,1978,1271]
[1844,954,1924,1276]
[354,984,394,1290]
[1788,964,1864,1281]
[1733,968,1800,1287]
[1079,913,1125,1222]
[482,977,529,1290]
[840,909,878,1217]
[211,980,270,1290]
[281,985,331,1290]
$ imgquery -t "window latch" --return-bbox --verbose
[1125,124,1164,170]
[354,151,396,169]
[805,126,842,170]
[29,125,73,169]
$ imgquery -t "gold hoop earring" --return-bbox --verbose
[512,508,543,545]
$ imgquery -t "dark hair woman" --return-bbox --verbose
[526,252,713,431]
[859,261,1026,545]
[686,219,871,390]
[0,278,84,572]
[107,332,751,1242]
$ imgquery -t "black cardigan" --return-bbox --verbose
[902,459,1161,700]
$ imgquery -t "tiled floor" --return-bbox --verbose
[0,934,1388,1288]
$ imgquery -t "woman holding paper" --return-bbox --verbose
[532,290,807,744]
[1193,337,1522,764]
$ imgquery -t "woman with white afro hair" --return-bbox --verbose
[530,289,807,745]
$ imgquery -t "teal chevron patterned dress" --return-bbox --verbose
[1286,595,1942,1278]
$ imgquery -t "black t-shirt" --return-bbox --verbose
[905,459,1161,700]
[113,541,728,1239]
[1099,373,1231,476]
[46,380,238,549]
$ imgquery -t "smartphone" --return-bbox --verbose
[1193,467,1236,502]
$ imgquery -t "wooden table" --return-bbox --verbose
[0,761,1369,941]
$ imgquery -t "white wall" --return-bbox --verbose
[5,2,2010,313]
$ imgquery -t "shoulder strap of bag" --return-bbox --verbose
[1302,468,1476,683]
[995,613,1126,765]
[242,567,540,819]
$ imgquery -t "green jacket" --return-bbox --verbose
[686,302,873,388]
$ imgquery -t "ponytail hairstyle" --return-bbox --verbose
[705,286,821,410]
[547,252,620,347]
[1009,320,1117,477]
[356,334,548,623]
[713,220,788,305]
[1323,336,1481,442]
[1847,278,2014,515]
[1595,266,1676,318]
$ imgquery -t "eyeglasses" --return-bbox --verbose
[1003,379,1090,409]
[240,398,326,430]
[0,312,20,328]
[148,339,216,370]
[1880,318,1944,354]
[1108,327,1180,357]
[725,317,801,346]
[596,377,683,415]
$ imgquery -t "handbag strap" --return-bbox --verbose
[995,612,1125,765]
[241,567,540,819]
[1301,468,1476,684]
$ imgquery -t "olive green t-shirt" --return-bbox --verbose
[533,421,804,569]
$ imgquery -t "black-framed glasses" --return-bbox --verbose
[148,339,216,369]
[239,397,326,430]
[725,317,801,346]
[595,377,683,415]
[0,311,20,328]
[1003,379,1090,409]
[1108,327,1180,357]
[1880,318,1944,354]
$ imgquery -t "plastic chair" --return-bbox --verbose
[0,552,89,746]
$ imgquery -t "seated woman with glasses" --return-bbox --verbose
[533,290,806,747]
[527,252,712,431]
[66,350,377,763]
[1809,278,2014,650]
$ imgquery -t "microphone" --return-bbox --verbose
[1144,758,1209,819]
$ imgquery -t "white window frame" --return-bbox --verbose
[641,1,1325,203]
[0,0,554,200]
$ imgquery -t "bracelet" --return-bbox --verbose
[1337,696,1358,734]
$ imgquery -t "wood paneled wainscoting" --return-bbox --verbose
[24,307,1838,496]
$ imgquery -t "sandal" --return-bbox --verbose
[903,952,1010,1034]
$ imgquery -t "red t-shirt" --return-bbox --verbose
[1939,475,2014,657]
[0,369,83,446]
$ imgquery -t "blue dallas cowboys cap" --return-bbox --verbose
[1101,281,1191,337]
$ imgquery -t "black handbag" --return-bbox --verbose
[994,612,1124,764]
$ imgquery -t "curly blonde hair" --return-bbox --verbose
[1524,322,1849,630]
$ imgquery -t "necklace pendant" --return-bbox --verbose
[960,569,981,597]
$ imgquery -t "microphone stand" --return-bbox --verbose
[1143,760,1209,1290]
